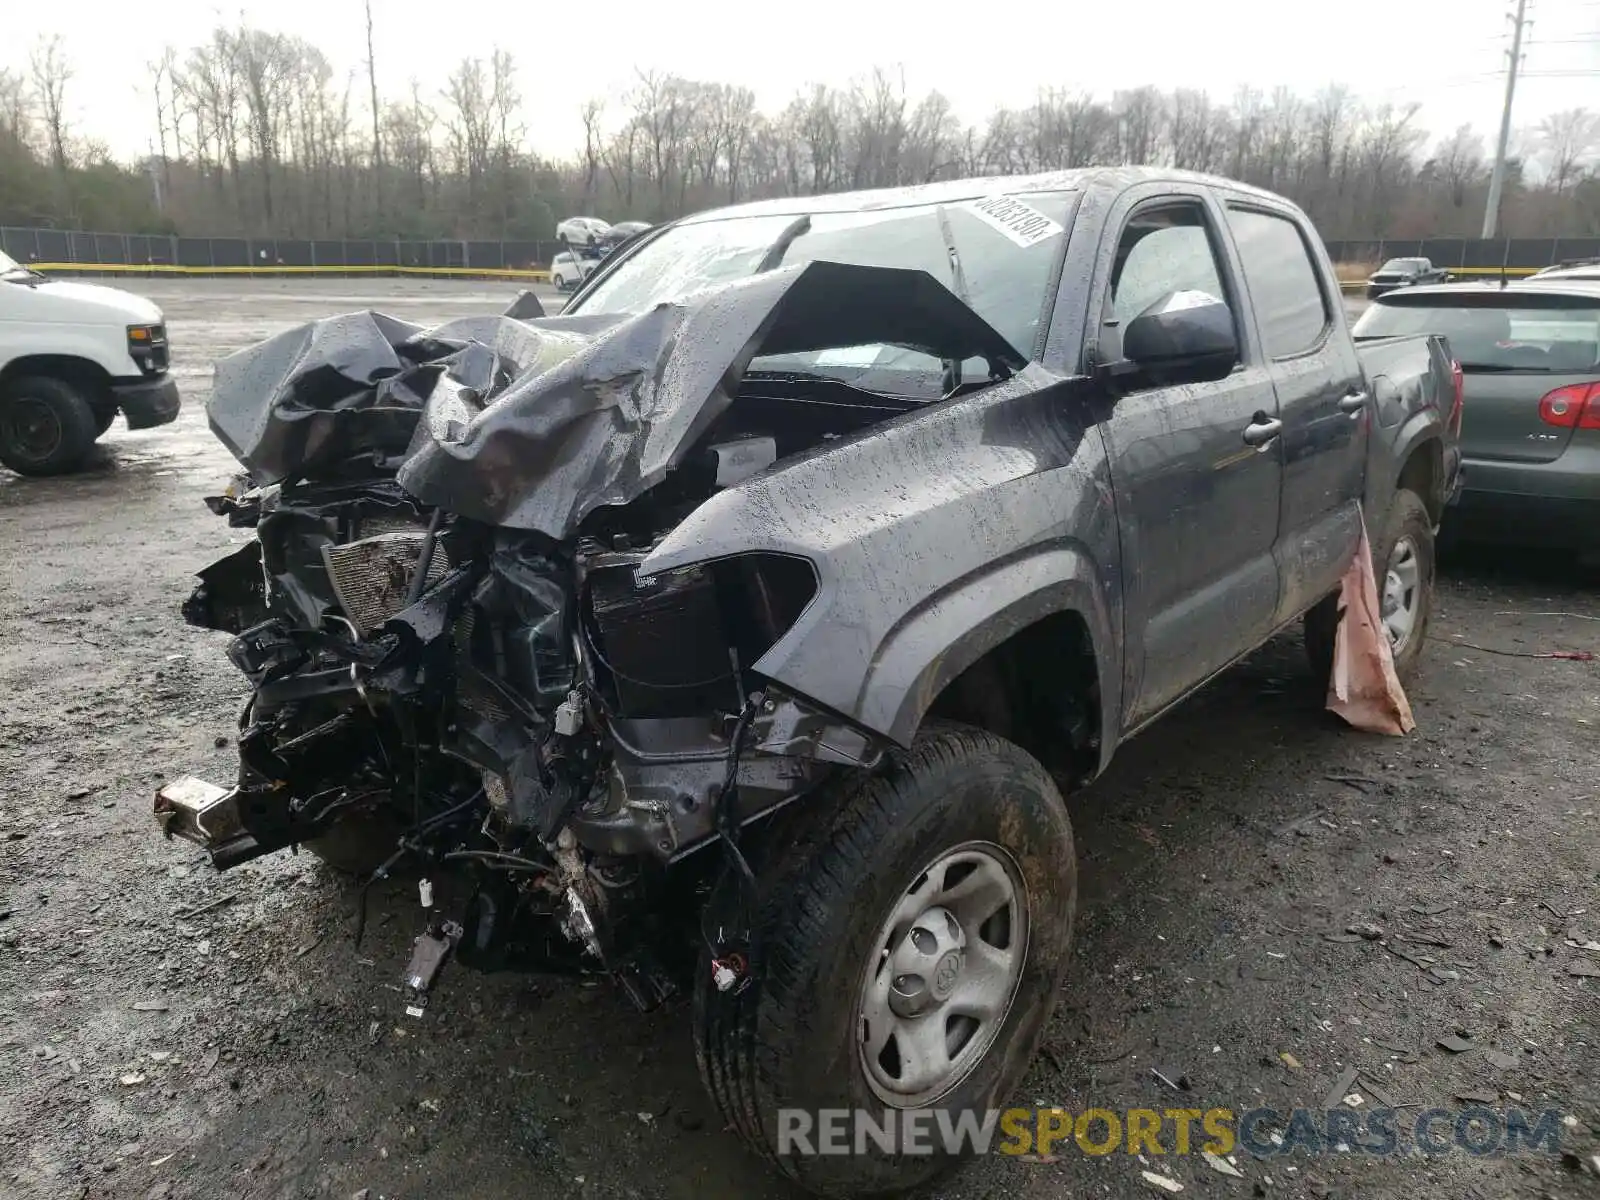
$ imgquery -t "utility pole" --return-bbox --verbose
[147,143,164,214]
[1481,0,1530,238]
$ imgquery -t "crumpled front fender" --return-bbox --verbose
[642,369,1123,755]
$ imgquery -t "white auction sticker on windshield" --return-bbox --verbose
[967,195,1064,248]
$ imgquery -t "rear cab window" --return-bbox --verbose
[1224,207,1331,359]
[1352,293,1600,373]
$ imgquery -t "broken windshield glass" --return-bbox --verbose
[571,191,1075,383]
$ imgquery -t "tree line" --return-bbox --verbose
[3,27,1599,246]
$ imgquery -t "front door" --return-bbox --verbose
[1091,195,1285,726]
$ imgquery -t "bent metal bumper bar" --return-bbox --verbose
[153,776,257,867]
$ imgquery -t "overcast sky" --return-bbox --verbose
[4,0,1599,163]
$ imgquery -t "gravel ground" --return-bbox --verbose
[1,278,1597,1200]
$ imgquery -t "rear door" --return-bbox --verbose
[1222,202,1368,624]
[1086,187,1284,726]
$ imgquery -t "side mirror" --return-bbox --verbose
[1120,290,1239,385]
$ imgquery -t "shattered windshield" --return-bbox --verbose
[568,191,1075,391]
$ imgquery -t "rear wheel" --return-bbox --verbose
[1305,488,1435,684]
[693,723,1076,1197]
[0,376,99,476]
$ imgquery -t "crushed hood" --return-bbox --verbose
[206,260,1024,539]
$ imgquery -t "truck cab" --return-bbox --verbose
[0,251,180,476]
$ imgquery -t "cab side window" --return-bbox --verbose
[1105,203,1234,364]
[1224,207,1330,359]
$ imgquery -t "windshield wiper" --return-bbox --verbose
[755,216,811,273]
[932,206,973,396]
[1458,362,1536,372]
[934,206,970,305]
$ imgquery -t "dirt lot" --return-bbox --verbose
[1,278,1596,1200]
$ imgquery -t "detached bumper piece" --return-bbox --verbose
[153,776,261,868]
[112,375,181,430]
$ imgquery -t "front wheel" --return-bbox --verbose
[0,376,100,476]
[694,724,1076,1197]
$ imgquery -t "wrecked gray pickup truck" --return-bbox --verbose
[160,168,1460,1197]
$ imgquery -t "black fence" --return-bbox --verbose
[0,227,564,273]
[4,225,1599,276]
[1323,237,1600,272]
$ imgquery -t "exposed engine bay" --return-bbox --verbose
[159,261,1028,1008]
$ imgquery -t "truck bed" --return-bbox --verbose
[1354,332,1462,529]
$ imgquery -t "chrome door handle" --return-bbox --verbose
[1339,391,1369,413]
[1242,417,1283,447]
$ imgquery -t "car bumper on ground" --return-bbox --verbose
[1445,447,1600,550]
[112,375,181,430]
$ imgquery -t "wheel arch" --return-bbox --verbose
[1396,434,1444,524]
[860,543,1120,779]
[0,354,114,404]
[1368,410,1446,537]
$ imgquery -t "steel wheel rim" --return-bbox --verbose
[857,841,1029,1107]
[1381,535,1421,652]
[2,397,63,463]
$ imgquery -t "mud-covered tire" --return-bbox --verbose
[92,407,117,437]
[301,808,407,876]
[0,375,99,476]
[1305,489,1436,686]
[693,723,1077,1198]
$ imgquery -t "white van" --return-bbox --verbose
[550,251,599,292]
[0,250,180,475]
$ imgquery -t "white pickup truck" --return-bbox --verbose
[0,250,181,475]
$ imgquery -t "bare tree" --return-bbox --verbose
[365,0,384,220]
[603,114,641,209]
[30,36,72,173]
[0,68,31,152]
[1114,87,1164,165]
[235,29,300,222]
[720,87,756,202]
[904,90,960,182]
[443,57,492,211]
[1538,109,1600,196]
[847,68,907,188]
[384,82,436,216]
[798,86,844,193]
[1431,125,1485,208]
[632,70,693,216]
[9,38,1600,245]
[579,99,604,202]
